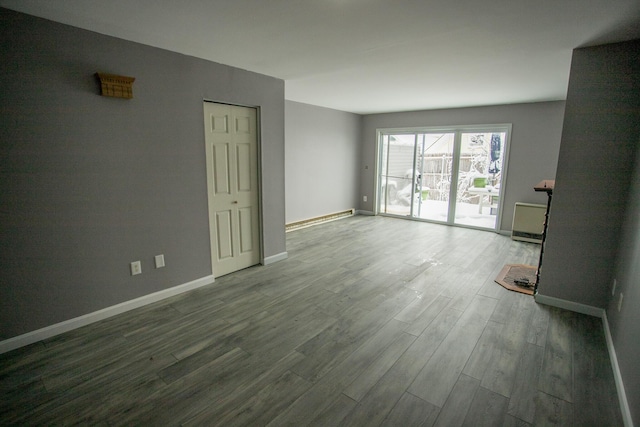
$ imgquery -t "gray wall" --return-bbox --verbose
[285,101,361,223]
[608,136,640,425]
[539,40,640,308]
[538,40,640,424]
[0,8,285,340]
[360,102,566,231]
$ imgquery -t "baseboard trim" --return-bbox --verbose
[534,293,604,318]
[263,252,288,265]
[602,311,634,427]
[0,274,215,355]
[356,210,374,216]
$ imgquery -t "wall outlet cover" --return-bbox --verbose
[618,292,624,311]
[155,254,165,268]
[130,261,142,276]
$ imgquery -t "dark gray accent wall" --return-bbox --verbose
[539,40,640,308]
[0,8,285,340]
[360,102,566,231]
[285,101,361,223]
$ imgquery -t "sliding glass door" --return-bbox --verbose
[413,132,455,222]
[377,126,509,231]
[454,132,506,227]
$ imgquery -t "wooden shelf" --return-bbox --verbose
[534,179,555,193]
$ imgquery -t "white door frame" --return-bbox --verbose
[203,100,263,277]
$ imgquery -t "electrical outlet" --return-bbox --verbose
[130,261,142,276]
[617,293,624,312]
[363,195,367,202]
[155,254,165,268]
[611,278,617,296]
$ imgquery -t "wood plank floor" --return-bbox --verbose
[0,216,623,426]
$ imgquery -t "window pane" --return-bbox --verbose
[454,132,505,228]
[414,133,455,223]
[379,134,415,216]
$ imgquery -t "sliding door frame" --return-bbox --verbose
[374,124,512,232]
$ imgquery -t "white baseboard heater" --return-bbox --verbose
[285,209,355,232]
[512,202,546,243]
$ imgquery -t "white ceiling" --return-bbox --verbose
[2,0,640,114]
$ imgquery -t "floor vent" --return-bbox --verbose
[286,209,355,232]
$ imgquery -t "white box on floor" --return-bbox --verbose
[512,202,545,243]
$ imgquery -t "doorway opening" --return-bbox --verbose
[377,125,510,231]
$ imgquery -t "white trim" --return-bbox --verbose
[602,312,634,427]
[356,210,375,216]
[263,252,288,265]
[534,293,604,318]
[0,275,215,355]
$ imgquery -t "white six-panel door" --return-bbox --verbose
[203,102,260,277]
